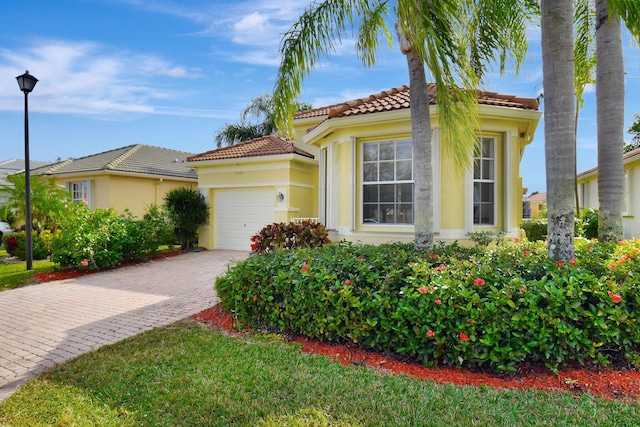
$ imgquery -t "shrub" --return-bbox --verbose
[2,231,50,261]
[580,208,599,239]
[250,220,331,254]
[164,187,209,250]
[216,239,640,373]
[521,218,547,242]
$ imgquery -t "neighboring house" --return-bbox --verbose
[189,84,541,251]
[577,147,640,239]
[30,144,197,217]
[522,192,546,219]
[0,158,51,205]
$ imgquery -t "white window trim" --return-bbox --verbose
[68,180,93,209]
[623,170,631,216]
[466,136,498,230]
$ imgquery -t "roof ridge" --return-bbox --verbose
[327,85,408,118]
[106,144,142,170]
[41,158,75,174]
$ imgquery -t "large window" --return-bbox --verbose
[473,137,496,225]
[362,139,413,224]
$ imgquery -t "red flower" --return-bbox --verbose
[435,299,442,305]
[358,255,365,260]
[609,291,622,303]
[252,295,258,301]
[618,240,624,246]
[427,330,435,337]
[344,279,351,285]
[459,333,469,341]
[513,237,520,242]
[569,258,576,265]
[250,243,259,251]
[301,264,308,272]
[418,286,428,294]
[434,263,447,271]
[473,278,485,286]
[609,263,618,269]
[557,260,564,266]
[429,253,437,259]
[587,247,594,252]
[519,286,526,293]
[523,250,531,256]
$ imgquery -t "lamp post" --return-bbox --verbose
[16,70,38,271]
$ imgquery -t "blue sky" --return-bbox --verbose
[1,0,639,194]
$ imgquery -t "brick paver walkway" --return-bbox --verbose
[0,250,248,402]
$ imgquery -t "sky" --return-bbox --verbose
[1,0,640,194]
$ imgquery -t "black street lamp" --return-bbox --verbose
[16,70,38,271]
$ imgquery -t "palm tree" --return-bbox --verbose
[541,0,576,259]
[593,0,640,241]
[273,0,533,250]
[215,94,312,147]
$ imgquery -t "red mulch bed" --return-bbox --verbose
[33,250,182,282]
[192,304,640,401]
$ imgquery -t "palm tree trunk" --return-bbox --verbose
[541,0,576,260]
[397,24,433,251]
[596,0,624,241]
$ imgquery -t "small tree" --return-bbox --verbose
[626,113,640,153]
[164,187,209,250]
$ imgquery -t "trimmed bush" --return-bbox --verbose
[216,239,640,373]
[250,220,331,254]
[2,231,49,261]
[521,218,547,242]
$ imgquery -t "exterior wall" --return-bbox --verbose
[50,173,196,218]
[578,157,640,239]
[301,109,538,245]
[192,156,318,250]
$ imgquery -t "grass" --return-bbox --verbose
[1,322,639,427]
[0,249,56,292]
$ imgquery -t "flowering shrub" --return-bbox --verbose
[250,220,331,254]
[3,231,50,260]
[216,239,640,373]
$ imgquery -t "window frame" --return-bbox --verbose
[473,136,497,226]
[360,138,414,226]
[68,180,92,207]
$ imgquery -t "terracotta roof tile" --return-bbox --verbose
[294,84,539,122]
[187,135,314,162]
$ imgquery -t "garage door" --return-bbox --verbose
[214,188,275,250]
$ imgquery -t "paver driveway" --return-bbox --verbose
[0,249,248,402]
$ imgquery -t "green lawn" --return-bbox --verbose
[1,322,638,427]
[0,249,56,292]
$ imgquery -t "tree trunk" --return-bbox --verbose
[596,0,624,241]
[541,0,576,260]
[397,23,434,251]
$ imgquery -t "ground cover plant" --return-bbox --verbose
[217,238,640,373]
[2,322,639,427]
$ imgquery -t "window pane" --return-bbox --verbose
[397,160,412,180]
[482,138,494,157]
[397,204,413,223]
[379,142,395,160]
[363,163,377,182]
[363,143,378,161]
[363,205,379,223]
[473,159,481,179]
[482,160,493,180]
[398,183,413,202]
[473,182,481,203]
[379,162,394,181]
[380,204,395,222]
[380,184,395,202]
[363,185,378,203]
[396,140,412,160]
[481,183,494,203]
[481,204,494,224]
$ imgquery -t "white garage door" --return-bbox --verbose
[214,188,275,250]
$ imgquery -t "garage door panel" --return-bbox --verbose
[214,188,275,250]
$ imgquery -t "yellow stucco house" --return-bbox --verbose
[30,144,197,217]
[577,147,640,239]
[188,84,541,250]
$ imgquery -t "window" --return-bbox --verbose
[623,170,630,216]
[69,181,91,206]
[362,139,413,224]
[473,137,496,225]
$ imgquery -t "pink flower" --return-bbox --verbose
[523,250,531,256]
[519,286,526,293]
[618,241,624,246]
[301,264,308,272]
[435,299,442,305]
[81,260,89,267]
[513,237,520,242]
[609,291,622,303]
[473,278,485,286]
[427,330,435,337]
[418,286,428,294]
[429,253,437,260]
[434,263,447,271]
[569,259,576,265]
[358,255,365,260]
[344,279,351,285]
[252,295,258,301]
[459,333,469,341]
[609,263,618,269]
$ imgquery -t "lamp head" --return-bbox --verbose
[16,70,38,93]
